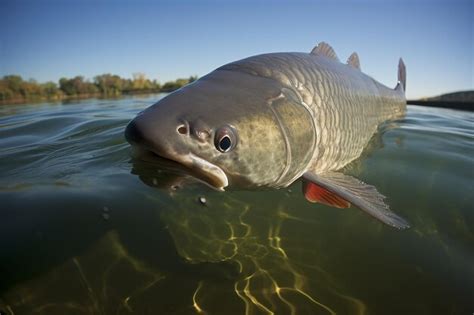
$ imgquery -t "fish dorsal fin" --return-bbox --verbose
[397,58,406,92]
[347,52,361,70]
[302,171,410,229]
[311,42,339,61]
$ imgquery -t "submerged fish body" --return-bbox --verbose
[125,42,409,229]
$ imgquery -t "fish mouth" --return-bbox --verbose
[133,147,228,190]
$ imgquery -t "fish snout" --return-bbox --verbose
[125,113,189,157]
[124,119,145,145]
[125,115,167,150]
[125,114,228,189]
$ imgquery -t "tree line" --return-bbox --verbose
[0,73,198,103]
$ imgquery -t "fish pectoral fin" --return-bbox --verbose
[303,180,351,208]
[302,171,410,230]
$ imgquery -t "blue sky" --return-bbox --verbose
[0,0,472,98]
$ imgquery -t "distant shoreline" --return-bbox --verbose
[2,76,473,112]
[0,90,164,106]
[407,100,474,112]
[407,90,474,112]
[0,74,196,106]
[3,95,474,112]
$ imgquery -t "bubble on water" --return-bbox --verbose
[198,196,207,206]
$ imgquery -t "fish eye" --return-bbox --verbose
[214,125,237,153]
[218,135,231,151]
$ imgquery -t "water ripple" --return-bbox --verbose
[1,98,472,314]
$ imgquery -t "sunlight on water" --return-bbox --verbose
[159,192,341,314]
[0,95,473,314]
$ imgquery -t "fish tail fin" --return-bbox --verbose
[397,58,406,93]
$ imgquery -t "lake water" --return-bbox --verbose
[0,94,472,314]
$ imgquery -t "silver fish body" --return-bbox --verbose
[125,42,410,229]
[220,52,406,179]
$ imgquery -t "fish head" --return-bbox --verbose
[125,70,315,190]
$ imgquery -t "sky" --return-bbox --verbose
[0,0,472,99]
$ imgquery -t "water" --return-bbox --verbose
[0,94,473,314]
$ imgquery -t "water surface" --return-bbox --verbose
[0,95,473,314]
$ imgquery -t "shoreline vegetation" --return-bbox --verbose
[0,73,197,105]
[1,74,472,112]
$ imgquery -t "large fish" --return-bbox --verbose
[125,42,409,229]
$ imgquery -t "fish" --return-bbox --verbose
[125,42,410,229]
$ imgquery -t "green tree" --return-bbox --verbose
[161,77,196,92]
[41,81,62,99]
[59,77,75,95]
[0,78,14,100]
[3,75,24,94]
[20,79,43,98]
[152,79,161,91]
[60,76,98,96]
[94,74,123,96]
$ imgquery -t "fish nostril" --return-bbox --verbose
[177,125,187,134]
[177,121,189,135]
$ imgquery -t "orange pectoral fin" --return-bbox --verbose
[303,180,351,209]
[302,171,410,229]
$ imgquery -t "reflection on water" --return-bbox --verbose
[0,95,473,314]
